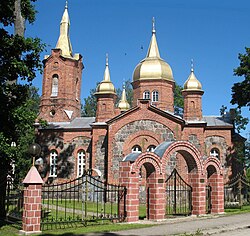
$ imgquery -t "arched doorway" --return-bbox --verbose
[160,141,205,216]
[204,157,224,214]
[119,152,164,222]
[118,141,224,222]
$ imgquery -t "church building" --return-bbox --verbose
[37,3,240,192]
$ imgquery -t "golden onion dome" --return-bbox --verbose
[96,54,116,94]
[133,18,174,82]
[183,65,203,91]
[118,86,130,111]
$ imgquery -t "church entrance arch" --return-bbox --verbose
[204,157,224,214]
[119,141,224,222]
[160,141,206,215]
[119,153,165,222]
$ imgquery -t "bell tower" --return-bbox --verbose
[132,18,175,112]
[95,54,117,122]
[182,61,204,121]
[39,2,83,122]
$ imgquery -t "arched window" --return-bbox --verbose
[147,145,156,152]
[77,150,86,177]
[50,150,58,177]
[210,148,220,159]
[152,90,159,102]
[132,145,142,153]
[51,74,59,97]
[143,90,150,99]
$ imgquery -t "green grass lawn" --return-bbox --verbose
[2,205,250,236]
[224,204,250,214]
[0,220,154,236]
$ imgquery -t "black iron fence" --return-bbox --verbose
[224,173,250,208]
[41,173,126,230]
[4,176,23,225]
[165,169,192,216]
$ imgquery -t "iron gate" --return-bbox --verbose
[4,176,23,225]
[206,185,212,214]
[41,173,126,230]
[224,173,250,208]
[165,169,192,216]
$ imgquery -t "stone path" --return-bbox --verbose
[84,213,250,236]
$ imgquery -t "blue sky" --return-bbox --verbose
[25,0,249,137]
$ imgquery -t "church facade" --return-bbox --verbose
[36,3,239,193]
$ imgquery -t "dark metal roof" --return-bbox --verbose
[122,153,141,162]
[153,141,174,158]
[43,117,95,130]
[203,116,233,127]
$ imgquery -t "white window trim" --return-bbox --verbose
[132,145,142,153]
[152,90,159,102]
[49,150,58,177]
[51,75,58,97]
[143,90,150,100]
[77,150,86,177]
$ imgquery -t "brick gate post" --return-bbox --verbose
[209,173,224,214]
[20,166,43,234]
[119,161,139,222]
[189,173,206,215]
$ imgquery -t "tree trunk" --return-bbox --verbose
[7,0,25,85]
[0,169,7,220]
[14,0,25,36]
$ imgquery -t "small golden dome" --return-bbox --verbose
[118,86,130,111]
[183,67,203,91]
[96,54,116,94]
[133,18,174,82]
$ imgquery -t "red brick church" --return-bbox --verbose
[36,3,241,219]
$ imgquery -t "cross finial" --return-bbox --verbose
[152,17,156,33]
[65,0,68,9]
[105,53,109,66]
[191,59,194,72]
[123,79,125,89]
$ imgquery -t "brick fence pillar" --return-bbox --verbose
[189,173,206,215]
[209,173,224,214]
[147,172,165,220]
[119,162,139,222]
[20,166,43,234]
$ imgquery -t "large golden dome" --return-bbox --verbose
[133,21,174,82]
[183,67,203,91]
[95,55,116,94]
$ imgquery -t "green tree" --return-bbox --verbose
[0,0,44,219]
[81,86,97,117]
[174,84,184,115]
[220,105,249,133]
[231,47,250,109]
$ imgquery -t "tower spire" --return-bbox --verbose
[146,17,160,58]
[191,59,194,72]
[152,17,156,33]
[104,53,110,82]
[56,2,73,57]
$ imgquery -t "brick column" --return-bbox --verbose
[209,173,224,214]
[119,162,139,222]
[20,166,43,234]
[189,173,206,215]
[147,172,165,220]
